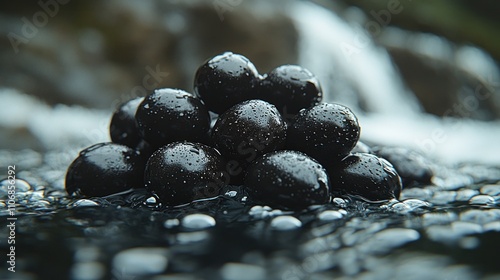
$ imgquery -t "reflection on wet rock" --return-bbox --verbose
[0,1,500,279]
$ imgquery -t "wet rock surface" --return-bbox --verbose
[1,147,500,279]
[1,1,500,279]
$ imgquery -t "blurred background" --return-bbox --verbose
[1,0,499,164]
[1,2,500,279]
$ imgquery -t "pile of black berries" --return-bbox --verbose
[66,52,403,210]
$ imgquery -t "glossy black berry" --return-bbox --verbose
[286,103,360,167]
[212,100,287,161]
[110,97,144,148]
[330,153,402,201]
[244,150,330,210]
[194,52,260,114]
[144,142,227,206]
[372,146,433,187]
[136,88,210,148]
[65,143,144,197]
[260,65,322,118]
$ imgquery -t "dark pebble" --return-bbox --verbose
[109,97,144,148]
[212,99,287,161]
[194,52,260,114]
[244,150,331,210]
[135,88,210,148]
[259,65,322,118]
[286,103,360,166]
[372,146,433,187]
[329,153,402,202]
[65,143,144,197]
[144,142,227,206]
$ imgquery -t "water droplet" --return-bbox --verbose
[145,196,157,205]
[225,190,237,197]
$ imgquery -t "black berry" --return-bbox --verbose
[212,99,287,161]
[260,65,322,118]
[330,153,402,201]
[244,150,330,210]
[109,97,144,148]
[372,146,433,187]
[144,142,227,206]
[194,52,260,114]
[136,88,210,148]
[286,103,360,166]
[65,143,144,197]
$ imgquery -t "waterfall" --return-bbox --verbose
[288,1,421,116]
[288,1,500,165]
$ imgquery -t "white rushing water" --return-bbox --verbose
[289,1,500,165]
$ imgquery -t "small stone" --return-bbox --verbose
[359,228,420,254]
[469,195,495,205]
[164,219,180,229]
[71,199,100,208]
[480,184,500,196]
[318,210,344,221]
[181,214,216,230]
[112,248,168,277]
[422,212,458,227]
[270,216,302,230]
[400,187,434,201]
[402,199,431,210]
[483,221,500,232]
[455,189,479,202]
[220,263,266,280]
[451,221,483,236]
[429,191,457,205]
[425,222,482,243]
[460,209,500,225]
